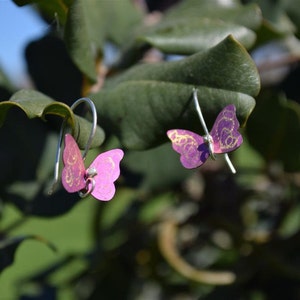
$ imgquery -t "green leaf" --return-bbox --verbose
[12,0,72,25]
[140,19,257,55]
[0,200,93,298]
[138,192,174,224]
[104,1,143,46]
[256,0,296,34]
[106,36,260,96]
[42,101,74,122]
[92,36,259,150]
[116,0,261,67]
[253,19,286,46]
[163,0,261,31]
[247,91,300,171]
[99,189,136,229]
[0,89,105,148]
[13,0,71,6]
[36,0,72,26]
[3,89,54,121]
[234,136,265,186]
[278,204,300,238]
[139,0,261,53]
[64,0,105,82]
[64,0,142,81]
[0,67,15,94]
[94,81,255,150]
[285,0,300,37]
[0,235,56,273]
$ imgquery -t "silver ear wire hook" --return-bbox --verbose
[49,97,98,194]
[193,88,215,158]
[70,97,97,159]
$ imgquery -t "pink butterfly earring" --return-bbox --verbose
[167,88,243,173]
[50,97,124,201]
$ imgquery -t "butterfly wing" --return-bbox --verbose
[62,134,86,193]
[87,149,124,201]
[210,105,243,154]
[167,129,210,169]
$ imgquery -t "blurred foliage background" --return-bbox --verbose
[1,0,300,299]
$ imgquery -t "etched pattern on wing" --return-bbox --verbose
[88,149,124,201]
[210,105,243,153]
[167,129,210,169]
[62,134,86,192]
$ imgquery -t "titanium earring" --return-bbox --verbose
[193,88,236,173]
[49,98,124,201]
[167,89,243,172]
[49,97,97,194]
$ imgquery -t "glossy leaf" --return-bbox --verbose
[105,36,260,96]
[64,0,142,81]
[163,0,261,31]
[141,20,256,55]
[0,90,105,148]
[95,81,255,150]
[1,89,53,122]
[64,0,104,82]
[92,36,259,149]
[116,0,262,67]
[37,0,73,26]
[12,0,72,25]
[104,1,143,46]
[139,1,261,53]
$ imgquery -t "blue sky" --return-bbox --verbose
[0,0,47,85]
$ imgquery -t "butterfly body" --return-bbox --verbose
[62,134,124,201]
[167,104,242,169]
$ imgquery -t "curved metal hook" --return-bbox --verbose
[193,88,215,158]
[49,97,97,194]
[70,97,97,159]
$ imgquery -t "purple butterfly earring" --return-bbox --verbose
[167,88,243,173]
[50,97,124,201]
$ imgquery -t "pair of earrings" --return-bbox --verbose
[52,88,242,202]
[51,97,123,201]
[167,88,243,173]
